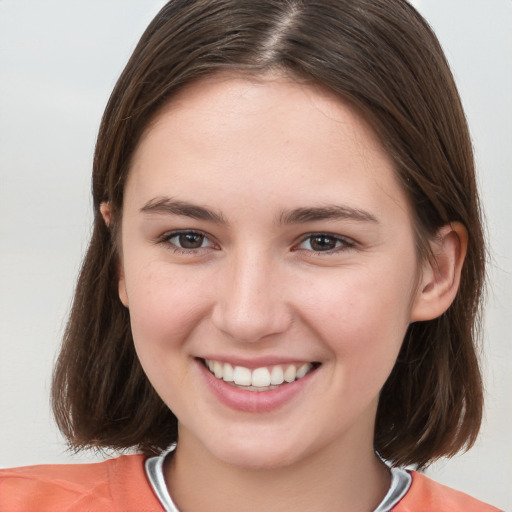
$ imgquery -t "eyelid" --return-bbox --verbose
[156,229,218,252]
[154,229,356,255]
[294,232,356,253]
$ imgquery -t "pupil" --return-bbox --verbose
[311,236,335,251]
[179,233,203,249]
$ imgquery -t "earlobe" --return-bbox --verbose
[100,202,112,227]
[100,201,129,307]
[118,272,129,307]
[410,222,468,322]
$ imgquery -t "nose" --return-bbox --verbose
[211,251,292,343]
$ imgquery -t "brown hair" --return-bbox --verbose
[52,0,485,468]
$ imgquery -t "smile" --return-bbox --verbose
[204,359,317,391]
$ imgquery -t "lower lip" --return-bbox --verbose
[197,360,318,413]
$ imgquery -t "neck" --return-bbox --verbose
[165,429,390,512]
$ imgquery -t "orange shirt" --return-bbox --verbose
[0,455,503,511]
[0,455,161,512]
[394,471,502,512]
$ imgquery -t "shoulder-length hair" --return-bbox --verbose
[52,0,485,469]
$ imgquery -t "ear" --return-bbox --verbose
[117,264,129,308]
[100,201,112,226]
[100,202,129,307]
[410,222,468,322]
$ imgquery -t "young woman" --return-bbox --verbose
[0,1,503,510]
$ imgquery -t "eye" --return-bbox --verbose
[297,233,354,252]
[160,230,216,252]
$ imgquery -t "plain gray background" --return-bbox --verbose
[1,1,510,510]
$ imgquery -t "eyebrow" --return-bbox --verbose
[140,197,378,226]
[140,197,228,224]
[278,205,379,225]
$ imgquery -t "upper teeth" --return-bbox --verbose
[205,359,313,388]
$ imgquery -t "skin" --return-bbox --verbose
[105,74,466,512]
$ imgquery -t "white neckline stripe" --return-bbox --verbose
[145,444,412,512]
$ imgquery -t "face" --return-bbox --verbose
[118,74,426,469]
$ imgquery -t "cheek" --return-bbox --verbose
[298,263,416,376]
[304,265,414,332]
[125,264,213,359]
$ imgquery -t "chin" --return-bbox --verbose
[187,424,301,470]
[216,445,301,470]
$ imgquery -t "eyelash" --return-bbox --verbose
[157,230,217,254]
[157,230,355,255]
[294,233,356,254]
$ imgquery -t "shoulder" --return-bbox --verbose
[0,454,163,512]
[393,471,503,512]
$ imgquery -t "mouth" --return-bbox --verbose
[202,358,320,392]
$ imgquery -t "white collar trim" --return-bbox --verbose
[145,444,412,512]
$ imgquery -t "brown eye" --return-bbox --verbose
[163,230,215,251]
[297,233,353,253]
[178,232,205,249]
[309,235,338,251]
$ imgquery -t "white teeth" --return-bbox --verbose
[223,363,234,382]
[251,367,271,387]
[213,361,223,379]
[284,365,296,383]
[270,365,284,385]
[204,359,315,389]
[233,366,252,386]
[296,363,312,379]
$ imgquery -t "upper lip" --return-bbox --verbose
[197,355,319,369]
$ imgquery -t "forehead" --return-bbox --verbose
[126,73,410,222]
[139,72,385,162]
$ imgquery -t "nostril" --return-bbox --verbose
[211,303,293,343]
